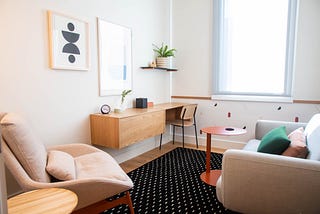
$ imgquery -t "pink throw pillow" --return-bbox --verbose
[282,127,308,158]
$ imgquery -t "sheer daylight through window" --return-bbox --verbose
[213,0,298,102]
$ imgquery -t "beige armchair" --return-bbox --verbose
[0,112,134,213]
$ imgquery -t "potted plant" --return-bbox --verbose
[114,89,132,113]
[153,43,176,68]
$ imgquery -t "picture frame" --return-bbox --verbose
[48,11,89,71]
[97,18,132,96]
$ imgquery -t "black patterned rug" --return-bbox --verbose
[105,147,236,214]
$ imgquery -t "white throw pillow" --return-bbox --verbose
[304,114,320,160]
[46,150,76,180]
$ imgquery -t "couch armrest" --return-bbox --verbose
[255,120,307,140]
[217,149,320,214]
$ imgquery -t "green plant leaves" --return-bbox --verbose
[153,43,176,57]
[121,89,132,104]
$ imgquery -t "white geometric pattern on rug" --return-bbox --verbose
[104,147,237,214]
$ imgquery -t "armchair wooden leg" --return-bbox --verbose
[73,191,134,214]
[126,190,135,214]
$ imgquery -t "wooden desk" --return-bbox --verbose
[8,188,78,214]
[90,102,187,149]
[200,126,247,186]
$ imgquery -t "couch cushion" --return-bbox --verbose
[46,150,76,181]
[258,126,291,155]
[0,113,50,182]
[243,139,260,151]
[304,114,320,160]
[75,151,128,181]
[282,127,308,158]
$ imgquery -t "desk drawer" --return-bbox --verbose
[119,111,165,148]
[90,110,165,149]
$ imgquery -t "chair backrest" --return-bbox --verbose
[180,104,197,120]
[0,113,50,184]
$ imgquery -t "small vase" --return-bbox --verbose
[156,57,169,68]
[114,100,127,113]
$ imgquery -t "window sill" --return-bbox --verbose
[211,95,293,103]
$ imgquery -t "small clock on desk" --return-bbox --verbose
[100,104,111,114]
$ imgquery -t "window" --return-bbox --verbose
[213,0,298,102]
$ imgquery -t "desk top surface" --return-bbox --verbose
[91,102,190,118]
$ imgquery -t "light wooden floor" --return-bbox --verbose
[120,142,226,173]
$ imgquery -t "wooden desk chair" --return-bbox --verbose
[159,104,199,149]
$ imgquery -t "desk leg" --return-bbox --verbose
[200,133,222,186]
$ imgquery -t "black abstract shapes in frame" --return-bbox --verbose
[48,11,89,70]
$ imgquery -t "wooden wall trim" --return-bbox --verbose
[171,96,320,104]
[293,100,320,104]
[171,96,211,100]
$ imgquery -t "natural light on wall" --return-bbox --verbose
[213,0,298,102]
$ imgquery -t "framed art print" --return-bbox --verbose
[97,18,132,96]
[48,11,89,70]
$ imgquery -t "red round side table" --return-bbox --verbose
[200,126,246,186]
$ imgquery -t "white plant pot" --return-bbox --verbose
[114,99,127,113]
[156,57,169,68]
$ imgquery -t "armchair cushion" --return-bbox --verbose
[46,150,76,181]
[75,151,129,181]
[0,113,50,182]
[257,126,290,154]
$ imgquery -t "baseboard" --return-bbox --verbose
[169,134,246,150]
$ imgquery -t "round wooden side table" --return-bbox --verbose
[200,126,247,186]
[8,188,78,214]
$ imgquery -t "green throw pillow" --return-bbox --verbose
[258,126,291,154]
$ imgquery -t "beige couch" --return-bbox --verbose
[216,114,320,214]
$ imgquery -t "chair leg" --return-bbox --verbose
[194,123,199,148]
[172,125,175,144]
[159,133,163,150]
[126,191,135,214]
[182,126,185,148]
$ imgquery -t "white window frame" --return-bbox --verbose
[212,0,299,102]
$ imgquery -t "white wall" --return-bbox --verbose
[171,98,320,149]
[0,0,171,195]
[0,0,170,148]
[171,0,213,96]
[294,0,320,100]
[171,0,320,145]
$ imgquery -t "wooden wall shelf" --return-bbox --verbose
[141,66,178,72]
